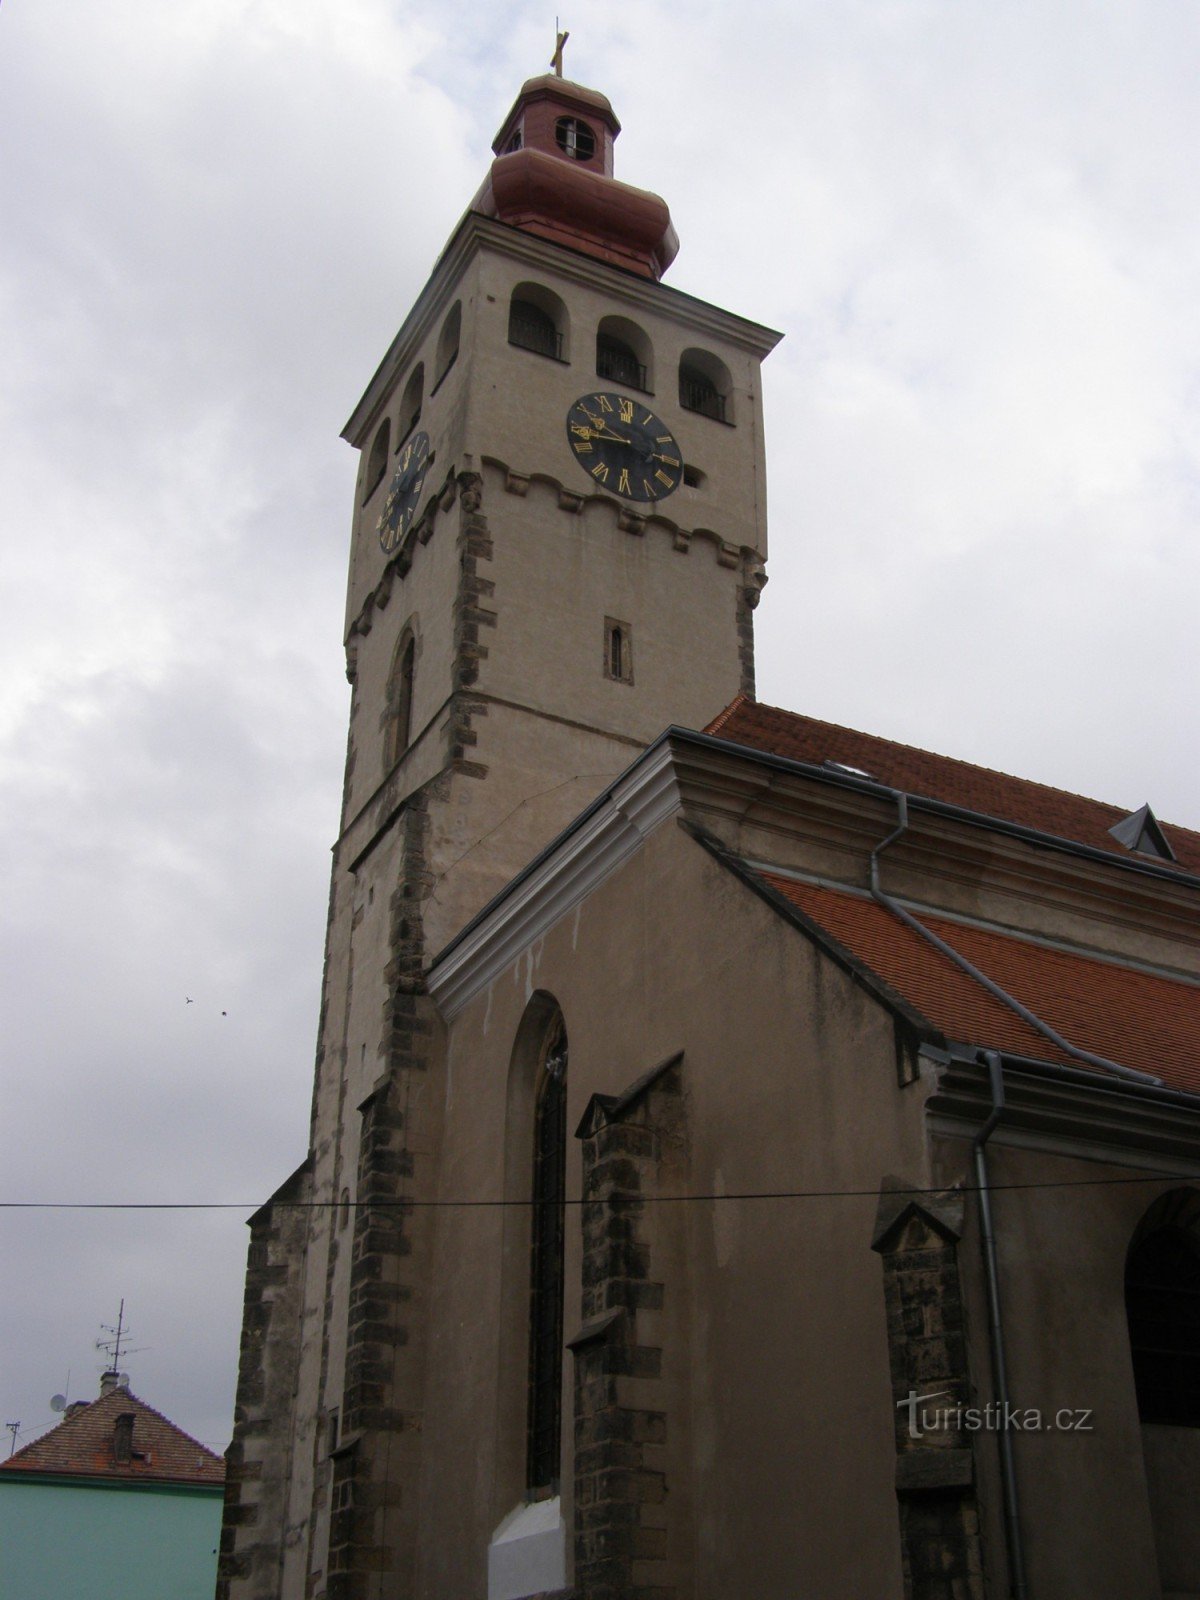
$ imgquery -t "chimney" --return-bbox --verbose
[99,1370,128,1397]
[113,1413,135,1465]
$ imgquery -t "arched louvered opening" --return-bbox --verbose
[509,283,568,363]
[397,362,424,447]
[435,301,461,388]
[362,419,390,503]
[679,346,734,424]
[596,315,652,393]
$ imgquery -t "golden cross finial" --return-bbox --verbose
[550,24,569,77]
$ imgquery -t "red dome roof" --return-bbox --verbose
[473,74,678,280]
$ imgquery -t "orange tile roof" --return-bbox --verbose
[706,697,1200,875]
[0,1385,224,1487]
[757,873,1200,1094]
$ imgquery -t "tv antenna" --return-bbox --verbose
[5,1421,19,1457]
[96,1300,147,1377]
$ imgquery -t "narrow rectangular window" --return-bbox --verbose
[604,617,633,684]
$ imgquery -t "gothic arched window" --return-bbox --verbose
[527,1018,568,1495]
[1126,1223,1200,1426]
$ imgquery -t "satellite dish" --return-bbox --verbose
[50,1394,67,1412]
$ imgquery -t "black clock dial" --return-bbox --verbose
[565,393,683,503]
[377,430,431,554]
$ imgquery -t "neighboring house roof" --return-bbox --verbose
[706,696,1200,875]
[0,1385,225,1488]
[751,871,1200,1095]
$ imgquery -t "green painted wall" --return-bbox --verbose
[0,1476,222,1600]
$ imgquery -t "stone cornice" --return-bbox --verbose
[343,212,782,446]
[925,1053,1200,1174]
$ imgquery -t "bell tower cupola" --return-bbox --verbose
[473,73,679,279]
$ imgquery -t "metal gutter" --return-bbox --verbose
[934,1044,1200,1114]
[675,726,1200,890]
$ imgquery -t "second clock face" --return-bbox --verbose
[566,393,683,503]
[377,430,431,555]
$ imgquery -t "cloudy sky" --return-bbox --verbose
[2,0,1197,1456]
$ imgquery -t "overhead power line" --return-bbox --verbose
[0,1170,1190,1211]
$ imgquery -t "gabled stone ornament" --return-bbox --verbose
[870,1177,965,1254]
[1108,802,1176,862]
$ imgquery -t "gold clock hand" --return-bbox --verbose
[579,406,628,444]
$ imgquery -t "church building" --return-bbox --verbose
[218,60,1200,1600]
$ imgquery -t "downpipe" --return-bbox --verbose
[974,1050,1029,1600]
[867,798,1038,1592]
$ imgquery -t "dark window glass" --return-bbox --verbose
[527,1025,568,1493]
[1126,1226,1200,1426]
[555,117,595,160]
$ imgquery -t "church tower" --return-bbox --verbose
[219,63,780,1600]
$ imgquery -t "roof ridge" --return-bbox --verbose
[110,1389,224,1464]
[1,1386,224,1473]
[702,693,749,738]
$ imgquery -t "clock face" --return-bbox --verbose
[377,430,431,554]
[565,393,683,503]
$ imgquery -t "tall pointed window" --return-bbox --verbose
[527,1018,568,1495]
[385,628,416,768]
